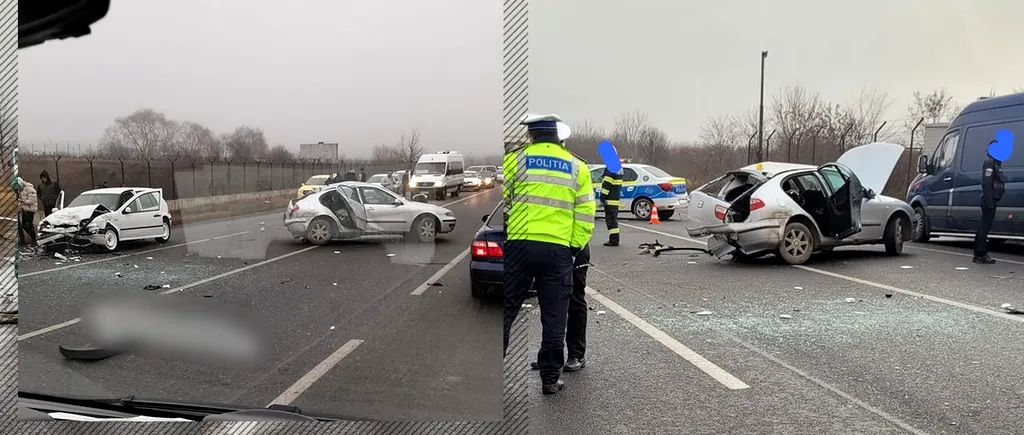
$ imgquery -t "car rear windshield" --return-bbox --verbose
[304,176,328,185]
[700,171,765,202]
[643,165,673,178]
[466,166,484,172]
[486,206,504,230]
[68,193,122,210]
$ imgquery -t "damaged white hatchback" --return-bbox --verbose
[685,142,916,265]
[37,187,172,252]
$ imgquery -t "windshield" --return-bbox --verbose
[367,175,386,183]
[67,193,122,210]
[304,176,328,185]
[642,165,673,179]
[415,162,446,174]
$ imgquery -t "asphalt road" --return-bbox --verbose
[522,215,1024,435]
[17,187,505,421]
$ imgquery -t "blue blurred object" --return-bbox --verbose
[989,129,1014,162]
[598,140,621,173]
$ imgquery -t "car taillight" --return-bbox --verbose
[472,240,503,258]
[658,183,673,192]
[714,205,727,221]
[750,198,765,211]
[290,204,299,214]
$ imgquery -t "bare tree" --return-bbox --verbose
[698,114,745,174]
[636,126,670,165]
[371,144,401,164]
[393,128,424,171]
[225,126,269,159]
[99,109,179,158]
[905,89,961,146]
[267,145,294,161]
[611,110,651,157]
[175,121,220,157]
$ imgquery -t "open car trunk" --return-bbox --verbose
[685,170,767,236]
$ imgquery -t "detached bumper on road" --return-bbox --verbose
[688,219,784,258]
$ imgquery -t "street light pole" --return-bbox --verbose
[757,50,768,161]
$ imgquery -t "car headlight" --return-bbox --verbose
[445,211,455,217]
[434,181,442,187]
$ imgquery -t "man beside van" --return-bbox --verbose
[973,140,1006,265]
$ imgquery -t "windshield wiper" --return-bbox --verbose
[19,391,375,422]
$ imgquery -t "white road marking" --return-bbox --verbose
[268,339,364,406]
[439,189,496,208]
[620,222,1024,325]
[18,245,320,341]
[585,286,750,390]
[411,248,470,295]
[907,244,1024,266]
[21,231,251,277]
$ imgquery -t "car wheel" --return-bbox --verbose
[911,205,930,243]
[778,222,814,265]
[103,226,119,252]
[884,214,908,256]
[409,215,438,243]
[657,209,675,221]
[632,198,654,221]
[154,219,171,244]
[305,217,335,246]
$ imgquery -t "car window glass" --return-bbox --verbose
[936,132,960,171]
[138,193,159,210]
[360,187,395,205]
[623,168,639,182]
[117,192,134,209]
[590,168,604,184]
[960,120,1024,171]
[819,167,847,192]
[339,185,360,202]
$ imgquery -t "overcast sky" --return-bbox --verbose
[21,0,1024,157]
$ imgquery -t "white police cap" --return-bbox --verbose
[556,122,571,142]
[520,113,564,125]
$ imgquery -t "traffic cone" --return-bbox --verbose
[649,204,660,224]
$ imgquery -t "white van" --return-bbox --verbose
[410,151,466,200]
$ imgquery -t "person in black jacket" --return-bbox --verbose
[342,169,358,182]
[973,141,1006,264]
[598,166,623,246]
[37,170,62,217]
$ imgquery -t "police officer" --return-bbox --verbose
[503,113,595,395]
[974,140,1006,264]
[599,162,623,246]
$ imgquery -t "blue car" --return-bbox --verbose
[908,92,1023,243]
[470,204,504,299]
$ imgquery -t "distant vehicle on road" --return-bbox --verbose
[39,187,172,251]
[685,142,915,265]
[465,166,497,190]
[409,151,465,200]
[907,92,1024,244]
[495,165,503,183]
[366,173,398,191]
[586,163,688,221]
[297,174,330,198]
[284,181,457,244]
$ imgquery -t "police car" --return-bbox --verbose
[588,161,689,221]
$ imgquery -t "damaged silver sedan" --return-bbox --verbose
[37,187,172,252]
[685,142,916,265]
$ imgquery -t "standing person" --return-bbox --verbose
[325,172,341,185]
[401,170,410,197]
[502,113,595,395]
[973,140,1006,264]
[359,168,368,182]
[343,169,358,182]
[37,170,62,217]
[14,177,39,254]
[531,242,590,373]
[598,162,623,246]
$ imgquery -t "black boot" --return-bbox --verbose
[973,255,996,264]
[542,380,564,395]
[603,240,618,247]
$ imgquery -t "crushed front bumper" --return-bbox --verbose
[687,219,785,258]
[37,226,104,248]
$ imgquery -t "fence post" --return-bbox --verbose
[766,130,777,161]
[810,125,823,165]
[49,154,62,181]
[144,157,153,187]
[907,117,924,184]
[873,121,887,142]
[117,157,126,186]
[189,157,198,197]
[746,132,757,165]
[168,156,178,200]
[85,156,95,189]
[839,123,854,156]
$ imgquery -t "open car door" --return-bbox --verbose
[336,185,368,236]
[116,189,165,239]
[817,163,864,239]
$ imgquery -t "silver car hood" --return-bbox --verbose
[42,204,111,227]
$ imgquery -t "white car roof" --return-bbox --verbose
[82,187,149,195]
[738,162,816,178]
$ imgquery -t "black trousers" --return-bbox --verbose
[604,204,619,244]
[566,244,589,360]
[974,204,997,257]
[19,211,36,247]
[503,240,573,385]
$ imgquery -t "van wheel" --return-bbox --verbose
[632,198,654,220]
[778,222,814,265]
[911,205,930,243]
[884,214,908,256]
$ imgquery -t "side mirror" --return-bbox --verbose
[52,208,58,213]
[412,193,428,203]
[481,214,489,223]
[123,207,132,214]
[917,155,929,174]
[865,188,877,200]
[392,199,404,206]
